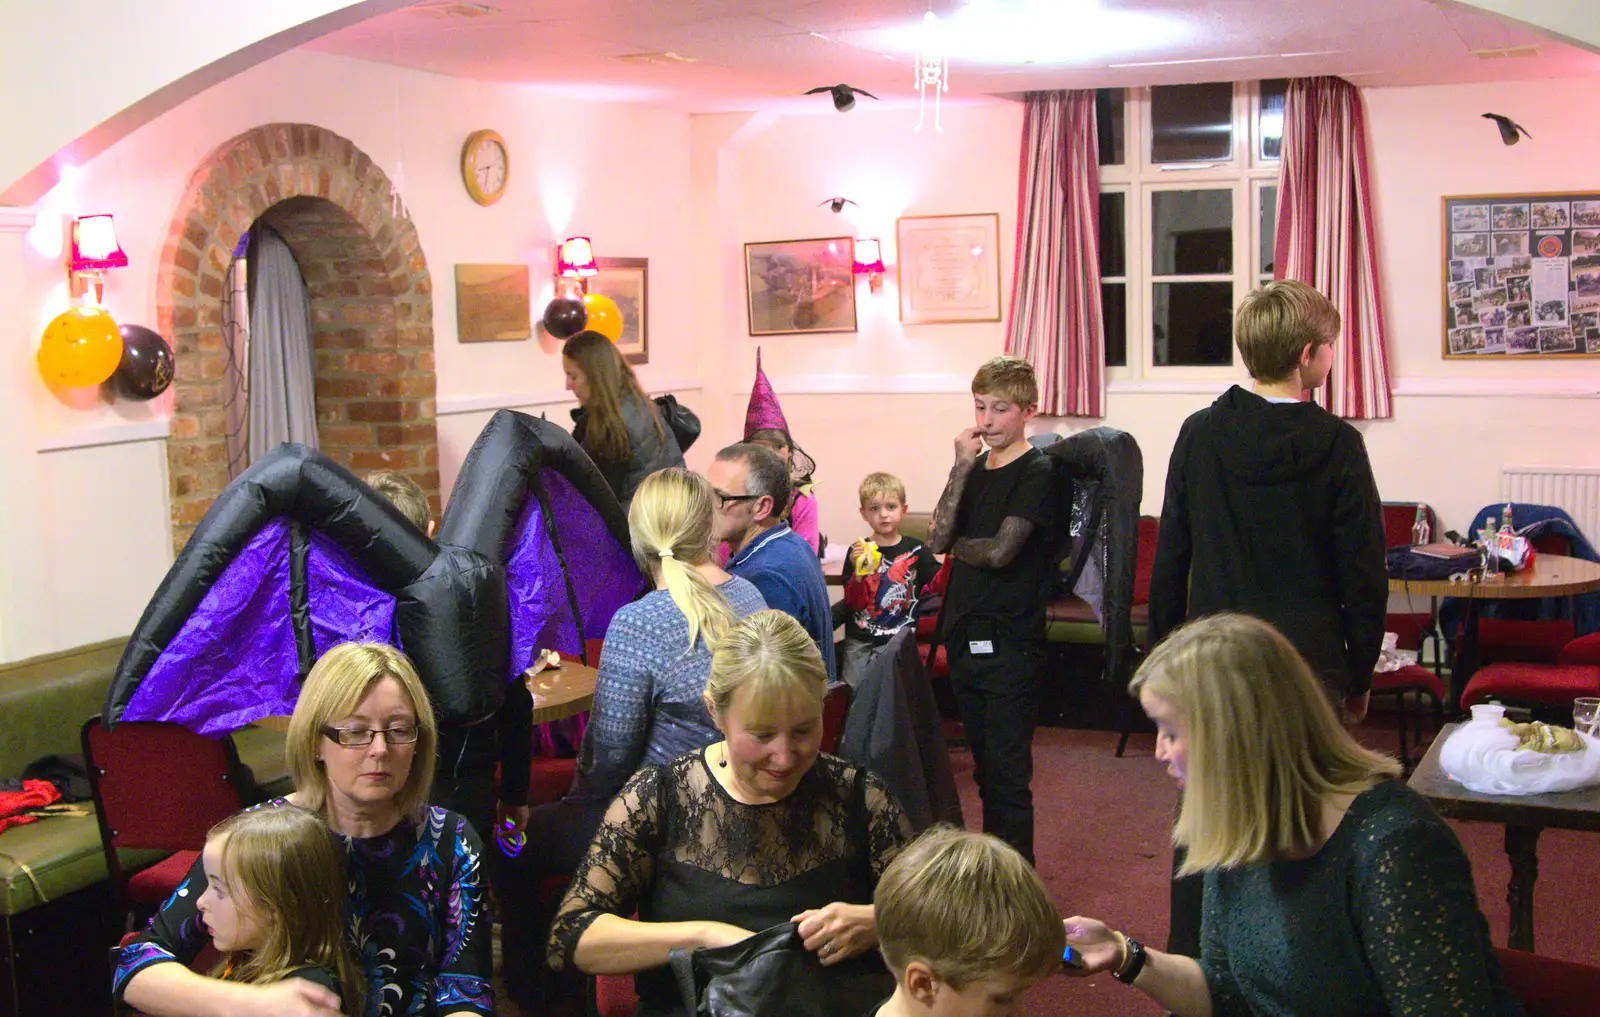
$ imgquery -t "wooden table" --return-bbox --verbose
[527,661,598,725]
[1408,721,1600,952]
[253,660,600,730]
[1389,554,1600,709]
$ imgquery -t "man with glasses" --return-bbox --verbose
[707,443,837,682]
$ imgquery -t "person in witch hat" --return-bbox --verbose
[742,349,822,554]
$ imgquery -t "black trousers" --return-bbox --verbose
[496,797,608,1007]
[946,620,1044,864]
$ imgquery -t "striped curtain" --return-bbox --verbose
[1006,90,1103,417]
[1275,76,1393,419]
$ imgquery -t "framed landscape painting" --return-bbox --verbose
[584,257,649,364]
[745,237,857,336]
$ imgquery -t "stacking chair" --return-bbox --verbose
[82,717,254,927]
[1496,947,1600,1017]
[820,682,852,755]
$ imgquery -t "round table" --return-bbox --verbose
[1389,554,1600,711]
[526,661,598,725]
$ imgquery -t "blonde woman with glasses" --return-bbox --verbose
[1064,614,1522,1017]
[115,642,492,1017]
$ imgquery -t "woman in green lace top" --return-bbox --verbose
[1064,614,1524,1016]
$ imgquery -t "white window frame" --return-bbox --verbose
[1097,82,1283,381]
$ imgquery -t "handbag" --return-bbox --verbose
[668,922,893,1017]
[655,394,701,454]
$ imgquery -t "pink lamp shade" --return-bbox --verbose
[557,236,598,277]
[71,214,128,272]
[853,238,885,274]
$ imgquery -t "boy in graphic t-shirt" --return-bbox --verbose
[837,472,940,686]
[927,356,1058,865]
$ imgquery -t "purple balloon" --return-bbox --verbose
[542,297,588,339]
[114,324,175,401]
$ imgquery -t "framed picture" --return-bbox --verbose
[744,237,857,336]
[454,263,531,342]
[583,257,649,364]
[896,213,1002,324]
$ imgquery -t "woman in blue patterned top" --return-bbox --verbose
[499,467,764,1010]
[1063,615,1522,1017]
[115,642,492,1017]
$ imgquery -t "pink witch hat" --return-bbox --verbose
[743,348,790,439]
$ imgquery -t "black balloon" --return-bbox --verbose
[113,325,175,400]
[541,297,588,339]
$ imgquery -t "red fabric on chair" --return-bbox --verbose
[1133,516,1159,607]
[1478,618,1577,665]
[1460,662,1600,709]
[1370,664,1447,701]
[920,643,947,679]
[527,757,577,806]
[595,974,638,1017]
[821,683,851,755]
[1558,631,1600,666]
[124,849,200,905]
[1495,947,1600,1017]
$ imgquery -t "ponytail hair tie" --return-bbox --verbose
[658,549,676,560]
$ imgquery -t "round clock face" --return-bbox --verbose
[462,130,508,205]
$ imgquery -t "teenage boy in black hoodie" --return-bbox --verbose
[1147,279,1388,956]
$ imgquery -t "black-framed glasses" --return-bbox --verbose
[712,489,762,509]
[320,724,419,747]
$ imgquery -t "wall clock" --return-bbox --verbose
[461,129,508,206]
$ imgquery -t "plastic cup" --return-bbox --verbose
[1573,697,1600,737]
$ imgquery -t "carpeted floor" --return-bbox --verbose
[971,718,1600,1015]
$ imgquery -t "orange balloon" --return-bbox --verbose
[37,307,124,388]
[582,292,624,342]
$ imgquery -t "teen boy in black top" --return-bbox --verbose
[1147,279,1388,955]
[928,356,1058,864]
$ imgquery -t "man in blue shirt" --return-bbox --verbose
[707,443,837,682]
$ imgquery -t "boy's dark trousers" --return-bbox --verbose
[945,616,1044,864]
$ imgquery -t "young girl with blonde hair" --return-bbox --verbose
[1063,614,1521,1017]
[197,806,364,1015]
[499,467,767,1012]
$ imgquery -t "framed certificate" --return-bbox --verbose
[896,213,1002,324]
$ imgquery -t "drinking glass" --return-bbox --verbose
[1573,697,1600,737]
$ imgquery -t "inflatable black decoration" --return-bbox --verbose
[541,296,587,339]
[112,324,175,401]
[104,414,647,735]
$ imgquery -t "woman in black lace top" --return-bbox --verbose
[548,610,913,1016]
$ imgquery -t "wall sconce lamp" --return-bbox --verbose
[69,214,128,304]
[853,238,886,294]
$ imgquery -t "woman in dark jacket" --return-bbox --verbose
[563,331,684,510]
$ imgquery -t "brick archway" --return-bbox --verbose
[158,123,436,552]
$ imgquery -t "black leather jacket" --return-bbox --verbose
[571,393,684,511]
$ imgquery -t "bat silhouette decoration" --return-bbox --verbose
[806,83,878,112]
[1483,113,1531,146]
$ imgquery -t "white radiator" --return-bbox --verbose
[1501,467,1600,545]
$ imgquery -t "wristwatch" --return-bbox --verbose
[1113,935,1147,984]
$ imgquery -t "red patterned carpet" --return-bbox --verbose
[952,721,1600,1015]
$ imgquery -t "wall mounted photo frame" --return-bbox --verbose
[1443,191,1600,358]
[454,263,531,342]
[744,236,857,336]
[583,257,649,364]
[896,212,1002,325]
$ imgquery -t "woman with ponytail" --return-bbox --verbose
[500,468,765,1013]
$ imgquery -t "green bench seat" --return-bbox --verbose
[1044,595,1149,646]
[0,640,290,917]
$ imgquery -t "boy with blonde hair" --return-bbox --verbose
[837,472,939,685]
[871,826,1065,1017]
[365,470,433,536]
[927,355,1058,864]
[1147,279,1386,957]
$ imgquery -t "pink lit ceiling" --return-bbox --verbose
[306,0,1600,111]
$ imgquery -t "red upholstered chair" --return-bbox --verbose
[1459,662,1600,712]
[1475,532,1578,666]
[1114,516,1160,757]
[594,974,638,1017]
[83,717,252,926]
[1557,631,1600,666]
[821,682,852,755]
[1495,947,1600,1017]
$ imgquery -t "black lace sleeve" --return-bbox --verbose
[860,768,914,881]
[547,763,666,971]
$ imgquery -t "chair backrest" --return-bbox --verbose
[1381,501,1440,548]
[1496,947,1600,1017]
[83,717,249,895]
[1133,516,1160,606]
[820,683,852,755]
[900,512,932,544]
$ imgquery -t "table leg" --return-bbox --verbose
[1504,824,1541,953]
[1450,598,1482,717]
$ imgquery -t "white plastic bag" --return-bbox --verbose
[1439,704,1600,796]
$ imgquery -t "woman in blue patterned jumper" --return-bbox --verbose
[115,642,492,1017]
[500,466,765,1010]
[1063,615,1522,1017]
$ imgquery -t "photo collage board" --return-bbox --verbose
[1443,192,1600,358]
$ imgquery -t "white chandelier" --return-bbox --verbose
[914,10,948,132]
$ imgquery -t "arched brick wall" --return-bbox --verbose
[157,123,436,552]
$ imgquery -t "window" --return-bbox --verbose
[1094,82,1282,374]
